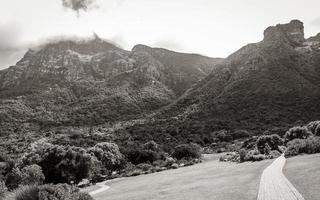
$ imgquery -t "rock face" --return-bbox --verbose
[263,20,305,45]
[123,20,320,145]
[0,36,222,136]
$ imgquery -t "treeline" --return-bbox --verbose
[0,138,201,199]
[220,120,320,162]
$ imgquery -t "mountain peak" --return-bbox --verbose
[263,19,305,46]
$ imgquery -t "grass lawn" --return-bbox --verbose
[81,184,101,193]
[284,153,320,200]
[93,155,272,200]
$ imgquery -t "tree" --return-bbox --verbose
[88,142,126,172]
[22,140,96,184]
[256,134,283,154]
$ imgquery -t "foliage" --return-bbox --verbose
[0,181,7,199]
[268,150,281,159]
[136,163,153,172]
[125,147,159,165]
[256,134,283,154]
[306,121,320,136]
[22,140,96,184]
[284,126,312,144]
[122,141,165,165]
[285,136,320,157]
[219,152,240,162]
[171,144,201,160]
[5,168,23,190]
[20,164,45,186]
[239,149,247,162]
[88,142,126,173]
[5,184,93,200]
[244,149,266,162]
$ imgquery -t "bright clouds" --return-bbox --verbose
[1,0,320,69]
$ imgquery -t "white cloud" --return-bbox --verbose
[1,0,320,69]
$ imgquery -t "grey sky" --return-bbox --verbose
[1,0,320,69]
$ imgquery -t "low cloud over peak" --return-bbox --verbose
[61,0,99,16]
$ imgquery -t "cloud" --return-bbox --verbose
[61,0,99,16]
[0,23,27,69]
[152,39,188,52]
[311,17,320,26]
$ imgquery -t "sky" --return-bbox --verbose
[1,0,320,69]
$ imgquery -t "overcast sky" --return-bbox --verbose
[1,0,320,69]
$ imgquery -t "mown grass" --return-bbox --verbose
[93,154,272,200]
[284,153,320,200]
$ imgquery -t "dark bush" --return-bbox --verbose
[239,149,247,162]
[256,134,283,154]
[5,168,22,190]
[214,130,233,142]
[285,136,320,157]
[22,140,96,184]
[172,144,201,160]
[126,149,158,165]
[306,121,320,135]
[284,126,312,144]
[123,141,165,165]
[232,130,251,140]
[143,141,160,152]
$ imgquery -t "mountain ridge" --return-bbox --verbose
[0,36,222,136]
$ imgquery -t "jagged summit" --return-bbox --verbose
[140,19,320,140]
[263,20,305,46]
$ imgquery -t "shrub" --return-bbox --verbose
[172,144,201,160]
[0,181,7,199]
[244,149,266,162]
[123,142,164,165]
[136,163,153,171]
[88,142,126,172]
[285,136,320,157]
[306,121,320,135]
[232,130,251,140]
[5,168,23,190]
[143,141,160,152]
[20,164,45,186]
[213,130,233,142]
[239,149,247,162]
[284,126,312,144]
[5,184,93,200]
[125,149,158,165]
[219,152,240,162]
[268,150,281,159]
[7,185,39,200]
[256,134,283,154]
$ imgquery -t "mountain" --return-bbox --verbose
[119,20,320,146]
[0,35,222,136]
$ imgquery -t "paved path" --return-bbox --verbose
[89,181,111,196]
[257,155,305,200]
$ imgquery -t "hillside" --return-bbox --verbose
[0,35,221,136]
[118,20,320,147]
